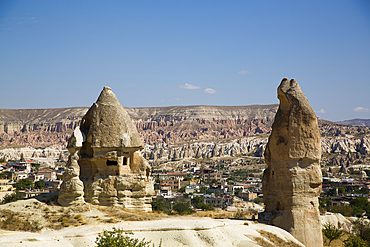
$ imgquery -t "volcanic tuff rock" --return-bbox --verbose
[337,118,370,127]
[58,87,154,210]
[1,104,369,150]
[259,78,323,247]
[58,148,84,206]
[0,105,278,148]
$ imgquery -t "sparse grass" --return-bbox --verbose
[26,238,39,242]
[323,231,351,247]
[0,210,42,232]
[99,206,162,222]
[233,210,248,220]
[195,209,254,220]
[254,230,302,247]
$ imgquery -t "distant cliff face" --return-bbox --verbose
[336,119,370,127]
[0,105,278,148]
[0,105,369,152]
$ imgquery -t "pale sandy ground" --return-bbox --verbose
[0,195,317,247]
[0,197,306,247]
[0,217,305,247]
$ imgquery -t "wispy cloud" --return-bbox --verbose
[354,107,369,112]
[204,88,217,94]
[238,70,252,75]
[179,83,200,89]
[316,109,325,114]
[179,83,216,94]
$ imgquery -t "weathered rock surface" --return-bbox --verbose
[0,216,306,247]
[259,78,323,247]
[58,87,154,211]
[1,104,369,153]
[0,105,278,148]
[58,149,84,206]
[321,212,352,232]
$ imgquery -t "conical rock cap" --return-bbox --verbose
[80,86,143,148]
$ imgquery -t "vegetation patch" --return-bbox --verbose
[0,210,42,232]
[254,230,302,247]
[95,227,162,247]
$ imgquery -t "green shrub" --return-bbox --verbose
[95,227,153,247]
[0,191,23,204]
[343,235,366,247]
[234,210,247,220]
[0,211,42,232]
[322,223,343,246]
[352,218,370,246]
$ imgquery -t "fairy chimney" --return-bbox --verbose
[58,86,154,211]
[259,78,323,247]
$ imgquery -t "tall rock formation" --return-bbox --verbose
[58,87,154,211]
[259,78,323,247]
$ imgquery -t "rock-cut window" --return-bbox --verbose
[106,160,118,166]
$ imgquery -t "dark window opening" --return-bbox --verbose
[107,160,118,166]
[123,157,127,165]
[276,201,281,211]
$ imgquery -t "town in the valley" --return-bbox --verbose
[1,130,369,218]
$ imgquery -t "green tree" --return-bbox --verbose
[198,203,214,211]
[329,205,354,217]
[234,188,242,197]
[151,198,170,214]
[155,175,161,184]
[34,181,44,189]
[210,179,218,184]
[322,223,343,246]
[252,197,263,204]
[338,186,346,194]
[350,197,370,217]
[173,198,194,215]
[0,171,11,179]
[199,186,208,194]
[183,177,192,181]
[191,196,214,211]
[179,186,185,193]
[13,178,33,190]
[191,196,203,208]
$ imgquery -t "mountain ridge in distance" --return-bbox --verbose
[336,119,370,127]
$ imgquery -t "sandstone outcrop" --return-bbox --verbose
[0,105,278,148]
[1,104,369,150]
[58,87,154,211]
[259,78,323,247]
[58,147,84,206]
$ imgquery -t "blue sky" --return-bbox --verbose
[0,0,369,122]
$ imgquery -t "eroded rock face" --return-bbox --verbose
[259,78,323,247]
[58,150,85,206]
[58,87,154,211]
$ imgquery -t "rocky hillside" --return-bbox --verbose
[0,105,278,148]
[1,105,370,168]
[337,119,370,127]
[0,105,370,164]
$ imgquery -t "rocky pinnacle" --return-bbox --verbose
[259,78,323,247]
